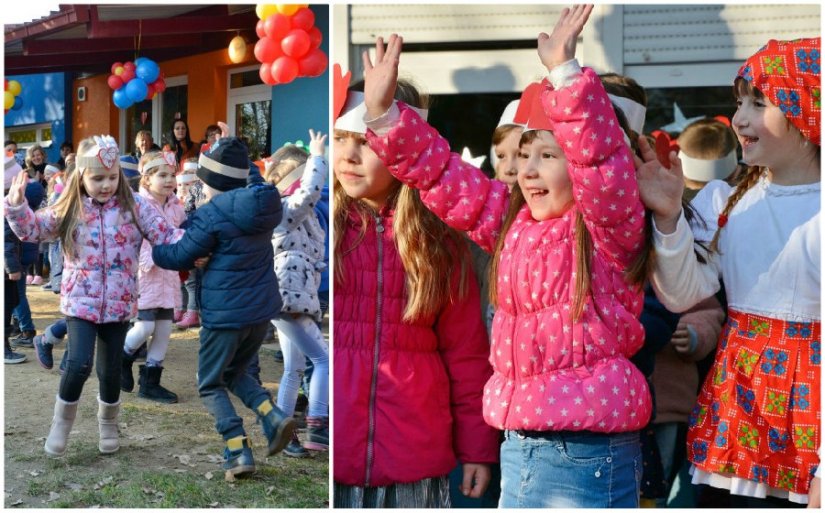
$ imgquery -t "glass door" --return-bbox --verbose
[227,66,272,160]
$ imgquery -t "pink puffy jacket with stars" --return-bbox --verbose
[366,67,652,433]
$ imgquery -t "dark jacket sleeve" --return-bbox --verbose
[151,208,217,271]
[4,219,22,274]
[634,285,680,377]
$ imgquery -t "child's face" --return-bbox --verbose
[334,130,396,209]
[517,130,573,221]
[733,93,803,171]
[147,165,177,199]
[207,130,220,146]
[82,166,120,203]
[494,127,522,190]
[5,142,16,154]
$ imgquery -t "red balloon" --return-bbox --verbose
[4,79,8,90]
[259,62,278,86]
[271,56,299,84]
[298,48,328,77]
[264,13,291,40]
[281,29,311,59]
[152,78,167,93]
[107,74,124,90]
[122,61,136,72]
[291,8,315,31]
[110,62,123,74]
[144,82,155,100]
[255,19,267,39]
[120,68,136,83]
[308,26,322,49]
[254,36,283,63]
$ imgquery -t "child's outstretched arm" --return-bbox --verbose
[152,211,217,271]
[280,129,328,227]
[363,35,510,252]
[537,5,645,269]
[636,136,721,312]
[4,170,61,243]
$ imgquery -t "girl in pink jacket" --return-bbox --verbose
[361,6,651,507]
[333,71,500,505]
[121,151,187,404]
[4,136,180,458]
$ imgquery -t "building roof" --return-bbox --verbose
[5,4,258,75]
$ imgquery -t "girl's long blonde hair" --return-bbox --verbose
[333,79,470,322]
[52,137,140,257]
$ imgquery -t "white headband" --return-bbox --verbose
[176,173,197,185]
[607,94,646,135]
[76,135,120,175]
[678,149,738,182]
[182,161,199,172]
[141,153,177,175]
[497,99,524,129]
[334,90,428,134]
[198,153,248,179]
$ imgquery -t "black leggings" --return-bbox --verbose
[59,317,129,403]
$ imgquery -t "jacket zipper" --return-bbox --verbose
[99,204,107,323]
[364,214,384,487]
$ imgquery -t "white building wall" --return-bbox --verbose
[334,3,821,93]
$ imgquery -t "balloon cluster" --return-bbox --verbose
[254,4,328,86]
[108,58,167,110]
[4,80,23,114]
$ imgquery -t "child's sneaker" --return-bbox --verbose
[34,334,54,369]
[283,431,311,458]
[5,348,27,364]
[223,436,255,477]
[173,309,184,323]
[304,416,328,451]
[175,311,200,330]
[25,275,33,285]
[255,400,296,456]
[31,275,43,286]
[11,330,35,348]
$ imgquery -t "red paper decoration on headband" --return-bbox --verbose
[333,63,352,123]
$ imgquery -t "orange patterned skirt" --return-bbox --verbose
[687,310,820,496]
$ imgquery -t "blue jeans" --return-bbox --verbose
[60,317,129,403]
[499,430,641,508]
[198,323,271,441]
[273,313,328,418]
[12,270,34,332]
[183,270,199,311]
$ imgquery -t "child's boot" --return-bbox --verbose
[97,396,121,454]
[33,326,60,369]
[138,364,179,403]
[44,396,79,456]
[304,416,329,451]
[121,350,138,392]
[255,399,296,456]
[223,435,256,477]
[283,431,310,458]
[175,311,200,330]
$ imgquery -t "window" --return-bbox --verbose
[6,123,53,150]
[120,75,188,155]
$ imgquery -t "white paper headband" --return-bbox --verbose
[334,91,428,134]
[607,94,647,135]
[678,149,738,182]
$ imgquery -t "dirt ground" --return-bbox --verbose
[4,285,329,508]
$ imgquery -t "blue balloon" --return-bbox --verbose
[125,78,148,103]
[11,96,23,111]
[135,60,160,84]
[113,87,133,109]
[134,57,148,67]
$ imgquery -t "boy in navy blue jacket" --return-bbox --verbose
[152,137,294,477]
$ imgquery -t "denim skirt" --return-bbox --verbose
[499,429,641,508]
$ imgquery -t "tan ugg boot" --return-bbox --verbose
[97,396,121,454]
[44,396,79,457]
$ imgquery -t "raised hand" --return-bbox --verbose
[537,4,593,72]
[308,129,328,156]
[635,135,685,233]
[6,170,29,207]
[217,121,231,139]
[362,34,403,120]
